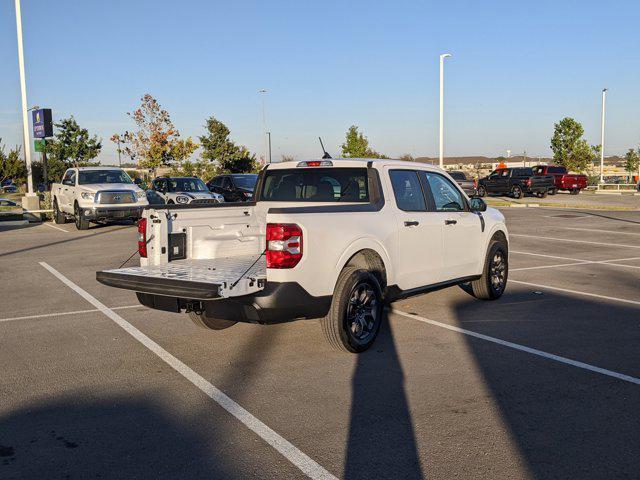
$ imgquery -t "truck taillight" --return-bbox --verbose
[266,223,302,268]
[138,218,147,258]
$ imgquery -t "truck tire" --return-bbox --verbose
[548,188,557,195]
[535,190,548,198]
[188,312,236,330]
[53,198,66,224]
[321,266,383,353]
[74,203,90,230]
[465,239,508,300]
[477,185,486,197]
[511,185,523,199]
[570,189,579,195]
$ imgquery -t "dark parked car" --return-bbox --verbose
[448,171,476,196]
[0,184,18,194]
[477,167,555,199]
[207,174,258,202]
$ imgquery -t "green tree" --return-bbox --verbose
[624,148,640,179]
[123,94,197,174]
[199,116,258,173]
[0,140,26,184]
[550,117,596,172]
[41,117,102,181]
[340,125,387,159]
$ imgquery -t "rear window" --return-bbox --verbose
[449,171,466,181]
[261,168,369,202]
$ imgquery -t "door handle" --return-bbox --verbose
[445,219,457,225]
[404,221,419,227]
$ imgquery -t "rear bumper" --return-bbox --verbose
[83,206,144,221]
[96,270,331,324]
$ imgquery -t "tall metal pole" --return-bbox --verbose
[14,0,34,195]
[267,132,272,164]
[600,88,607,183]
[439,53,451,170]
[259,89,267,164]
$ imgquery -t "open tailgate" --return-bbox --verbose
[97,254,266,300]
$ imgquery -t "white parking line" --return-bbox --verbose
[43,222,69,233]
[511,255,640,272]
[391,309,640,385]
[510,233,640,249]
[562,227,640,236]
[0,305,139,324]
[39,262,337,480]
[509,280,640,307]
[511,250,587,262]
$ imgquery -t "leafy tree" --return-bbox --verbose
[0,140,26,184]
[624,148,640,178]
[550,117,597,172]
[199,116,258,173]
[340,125,387,159]
[123,94,197,174]
[41,117,102,181]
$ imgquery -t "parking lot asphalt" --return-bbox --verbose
[485,190,640,209]
[1,208,639,479]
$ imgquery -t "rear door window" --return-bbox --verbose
[389,170,426,211]
[261,168,369,202]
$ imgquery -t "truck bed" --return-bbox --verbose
[97,254,266,300]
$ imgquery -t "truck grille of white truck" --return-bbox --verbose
[97,191,136,204]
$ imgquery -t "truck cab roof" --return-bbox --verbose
[266,157,446,172]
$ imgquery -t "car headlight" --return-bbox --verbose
[135,191,146,199]
[80,192,95,201]
[176,195,190,204]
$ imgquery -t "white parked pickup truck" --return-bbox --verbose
[97,158,509,353]
[51,167,148,230]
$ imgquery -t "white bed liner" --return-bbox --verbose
[100,254,266,298]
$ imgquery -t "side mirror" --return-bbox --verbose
[469,197,487,212]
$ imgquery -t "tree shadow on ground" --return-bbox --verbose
[344,314,424,479]
[452,287,640,479]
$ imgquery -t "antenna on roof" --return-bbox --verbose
[318,137,332,159]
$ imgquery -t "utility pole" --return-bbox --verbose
[14,0,35,196]
[439,53,451,169]
[600,88,607,184]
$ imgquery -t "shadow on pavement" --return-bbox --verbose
[0,394,235,479]
[344,314,424,479]
[0,225,132,259]
[453,288,640,479]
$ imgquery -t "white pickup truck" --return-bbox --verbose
[51,167,148,230]
[97,158,509,353]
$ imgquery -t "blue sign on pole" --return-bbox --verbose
[32,108,53,138]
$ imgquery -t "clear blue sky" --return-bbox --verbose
[1,0,639,164]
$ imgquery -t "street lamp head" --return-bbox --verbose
[27,105,40,111]
[440,53,452,59]
[602,88,608,92]
[258,89,267,94]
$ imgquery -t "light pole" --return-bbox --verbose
[14,0,35,196]
[439,53,452,169]
[258,89,268,164]
[600,88,607,184]
[266,131,272,164]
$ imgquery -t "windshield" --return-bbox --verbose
[261,168,369,202]
[232,174,258,190]
[168,178,208,192]
[78,170,133,185]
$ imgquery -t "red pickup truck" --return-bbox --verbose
[533,165,588,195]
